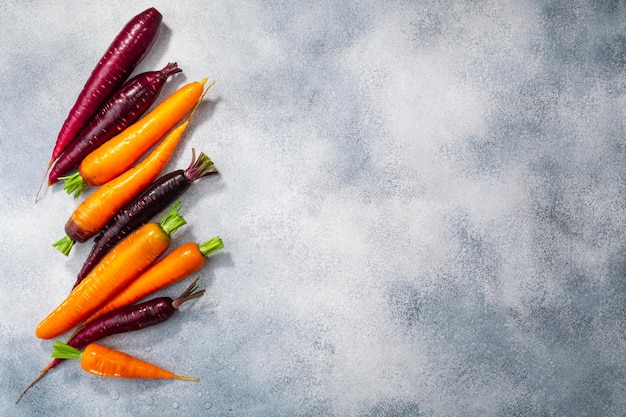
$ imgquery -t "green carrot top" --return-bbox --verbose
[199,236,224,257]
[51,340,83,360]
[159,200,186,236]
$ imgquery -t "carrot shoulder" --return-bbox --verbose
[36,204,186,340]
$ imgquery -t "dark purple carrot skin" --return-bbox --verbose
[72,278,203,348]
[48,62,182,185]
[51,7,162,161]
[15,280,204,404]
[74,152,217,286]
[72,299,176,348]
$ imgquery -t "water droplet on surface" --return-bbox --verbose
[68,391,79,400]
[146,397,155,405]
[208,358,225,371]
[264,328,273,334]
[110,390,119,400]
[265,317,272,324]
[172,401,179,409]
[230,365,237,372]
[196,392,203,398]
[205,297,220,308]
[204,401,213,409]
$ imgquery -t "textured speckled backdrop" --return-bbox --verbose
[2,1,625,416]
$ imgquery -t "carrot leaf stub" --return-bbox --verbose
[52,235,75,257]
[160,200,187,235]
[185,150,218,181]
[51,340,83,360]
[61,172,89,198]
[199,237,225,257]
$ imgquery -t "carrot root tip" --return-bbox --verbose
[175,375,199,382]
[35,159,55,203]
[15,361,57,404]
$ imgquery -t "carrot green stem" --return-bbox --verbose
[159,200,186,236]
[60,172,89,198]
[184,149,218,181]
[172,277,206,308]
[199,236,224,257]
[51,340,83,360]
[52,235,76,256]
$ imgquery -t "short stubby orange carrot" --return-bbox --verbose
[82,236,224,326]
[51,341,198,381]
[63,78,214,197]
[36,203,186,340]
[53,112,197,256]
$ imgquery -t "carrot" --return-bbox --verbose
[82,237,223,327]
[75,150,217,285]
[48,62,182,185]
[38,7,162,201]
[51,341,198,381]
[36,202,186,340]
[63,78,214,197]
[53,122,188,255]
[16,280,204,403]
[52,88,207,256]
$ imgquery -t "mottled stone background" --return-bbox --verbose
[1,1,625,416]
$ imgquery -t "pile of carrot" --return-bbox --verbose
[19,7,228,404]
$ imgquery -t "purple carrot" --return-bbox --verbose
[51,7,162,162]
[74,150,217,287]
[37,7,162,202]
[15,279,204,404]
[48,62,182,185]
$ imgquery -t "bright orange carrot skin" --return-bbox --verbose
[66,121,190,243]
[82,343,198,380]
[85,242,206,324]
[36,222,172,340]
[79,79,208,186]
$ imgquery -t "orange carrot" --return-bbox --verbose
[81,237,223,327]
[52,87,205,256]
[36,203,186,340]
[63,78,214,197]
[51,341,198,381]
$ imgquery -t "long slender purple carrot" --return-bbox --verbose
[48,62,182,185]
[52,7,162,162]
[74,150,217,287]
[15,279,204,404]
